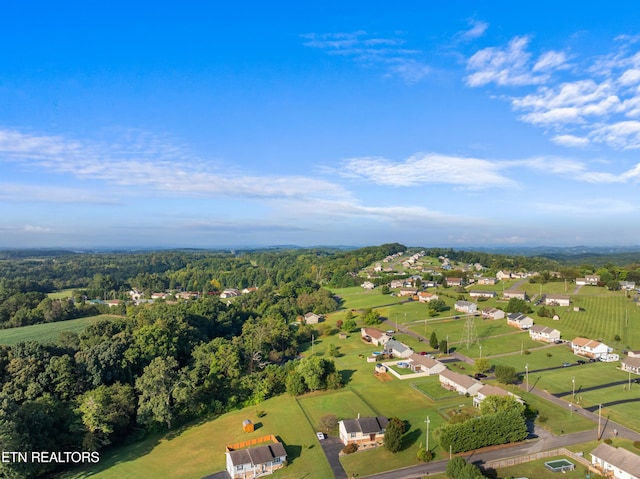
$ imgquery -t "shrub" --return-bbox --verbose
[417,447,434,462]
[604,438,613,445]
[633,440,640,449]
[342,443,358,454]
[537,415,548,423]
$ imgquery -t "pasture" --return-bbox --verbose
[0,314,123,345]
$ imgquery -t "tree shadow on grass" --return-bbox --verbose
[401,428,423,451]
[339,369,356,385]
[282,444,303,464]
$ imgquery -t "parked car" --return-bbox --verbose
[386,330,395,335]
[577,360,585,365]
[588,358,597,363]
[474,373,487,379]
[562,362,571,367]
[316,432,325,440]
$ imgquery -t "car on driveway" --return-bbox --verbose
[562,362,571,367]
[316,432,325,440]
[577,360,585,364]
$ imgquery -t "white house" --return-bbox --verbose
[304,312,323,324]
[446,277,464,287]
[529,324,561,343]
[417,291,439,303]
[620,281,636,291]
[571,337,614,360]
[621,356,640,375]
[478,277,498,285]
[384,339,413,358]
[361,328,390,347]
[407,353,446,375]
[438,369,483,396]
[544,294,570,307]
[469,290,497,299]
[454,301,477,314]
[339,416,388,446]
[496,271,512,280]
[481,307,505,320]
[503,290,527,300]
[220,288,240,299]
[225,436,287,479]
[506,313,534,330]
[591,442,640,479]
[361,281,375,290]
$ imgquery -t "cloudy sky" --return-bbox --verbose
[2,2,640,248]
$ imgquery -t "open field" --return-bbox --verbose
[0,314,123,345]
[47,288,76,299]
[494,455,590,479]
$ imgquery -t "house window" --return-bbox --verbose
[350,432,356,438]
[273,457,281,464]
[235,465,243,471]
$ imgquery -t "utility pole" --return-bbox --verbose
[525,363,529,392]
[598,404,602,439]
[311,334,315,356]
[572,376,575,400]
[425,417,430,452]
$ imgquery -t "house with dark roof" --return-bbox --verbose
[591,442,640,479]
[506,313,534,330]
[454,300,477,314]
[225,435,287,479]
[407,353,446,375]
[339,416,388,446]
[469,290,497,299]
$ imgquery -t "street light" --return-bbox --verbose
[425,417,430,452]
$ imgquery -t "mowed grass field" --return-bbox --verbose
[0,314,124,345]
[47,288,76,299]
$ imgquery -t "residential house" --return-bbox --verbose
[591,442,640,479]
[571,337,616,361]
[469,290,497,299]
[398,287,418,297]
[620,281,636,291]
[225,435,287,479]
[472,385,523,407]
[496,271,512,280]
[446,277,464,287]
[621,356,640,375]
[220,288,240,299]
[407,353,446,375]
[361,328,390,347]
[105,300,122,308]
[128,289,143,301]
[628,350,640,358]
[529,324,561,343]
[242,287,258,294]
[339,416,388,446]
[304,312,323,324]
[389,279,405,289]
[417,291,439,303]
[478,277,498,285]
[454,301,477,314]
[361,281,375,290]
[506,313,534,330]
[151,292,167,300]
[176,291,199,300]
[384,339,413,358]
[503,290,527,300]
[544,294,570,307]
[577,274,600,285]
[438,369,483,396]
[373,263,383,272]
[481,307,505,320]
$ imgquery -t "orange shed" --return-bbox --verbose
[242,419,254,433]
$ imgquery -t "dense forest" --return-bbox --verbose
[1,243,640,477]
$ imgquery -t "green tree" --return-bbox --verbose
[135,356,184,430]
[380,285,390,295]
[342,317,357,332]
[384,417,405,453]
[474,357,491,374]
[429,331,439,349]
[478,395,525,416]
[362,308,382,325]
[439,339,449,354]
[505,298,531,314]
[285,370,306,396]
[494,365,519,384]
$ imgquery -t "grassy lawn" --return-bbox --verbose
[0,314,123,345]
[495,455,590,479]
[63,393,333,479]
[411,377,460,401]
[47,288,76,299]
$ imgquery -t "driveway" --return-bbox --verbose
[319,436,348,479]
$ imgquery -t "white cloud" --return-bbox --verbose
[301,31,430,83]
[465,36,552,87]
[23,225,53,233]
[551,134,591,147]
[0,182,119,204]
[590,121,640,149]
[341,153,516,189]
[457,19,489,42]
[0,129,349,201]
[533,51,569,72]
[536,198,635,215]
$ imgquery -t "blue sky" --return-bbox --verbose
[2,2,640,248]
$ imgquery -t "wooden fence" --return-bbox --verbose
[485,447,593,470]
[225,434,277,452]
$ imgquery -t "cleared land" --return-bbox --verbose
[0,314,123,345]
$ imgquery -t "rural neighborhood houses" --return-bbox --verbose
[506,313,534,330]
[544,294,570,307]
[225,435,287,479]
[339,416,388,446]
[621,356,640,375]
[571,337,619,362]
[529,325,561,343]
[361,328,391,347]
[384,339,413,358]
[417,291,439,303]
[438,369,483,396]
[407,353,446,375]
[469,290,497,299]
[454,300,477,314]
[481,307,505,320]
[591,442,640,479]
[303,312,323,324]
[503,290,527,300]
[576,274,600,286]
[446,277,464,287]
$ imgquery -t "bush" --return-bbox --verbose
[417,447,434,462]
[342,443,358,454]
[604,438,613,445]
[537,415,548,423]
[633,440,640,449]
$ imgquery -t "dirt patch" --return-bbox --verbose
[375,372,392,382]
